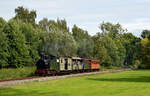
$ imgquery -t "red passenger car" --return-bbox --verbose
[90,60,100,71]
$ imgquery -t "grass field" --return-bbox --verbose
[0,70,150,96]
[0,67,36,80]
[0,66,111,80]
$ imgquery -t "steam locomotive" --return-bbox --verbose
[35,54,100,76]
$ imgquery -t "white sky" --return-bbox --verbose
[1,0,150,37]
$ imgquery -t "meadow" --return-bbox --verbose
[0,70,150,96]
[0,67,36,80]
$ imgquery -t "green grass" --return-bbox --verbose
[0,67,36,80]
[100,66,121,70]
[0,70,150,96]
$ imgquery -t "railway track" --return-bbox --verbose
[0,68,131,87]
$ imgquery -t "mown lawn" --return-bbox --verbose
[0,70,150,96]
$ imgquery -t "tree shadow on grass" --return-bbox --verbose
[87,76,150,83]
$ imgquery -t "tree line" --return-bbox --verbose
[0,6,149,69]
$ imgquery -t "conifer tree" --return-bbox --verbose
[3,19,31,67]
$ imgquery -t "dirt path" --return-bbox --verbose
[0,68,131,87]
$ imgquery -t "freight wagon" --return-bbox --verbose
[35,54,100,76]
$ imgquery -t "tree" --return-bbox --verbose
[3,19,32,68]
[96,22,126,67]
[14,6,37,25]
[100,22,126,39]
[121,33,141,67]
[49,19,69,32]
[0,17,9,68]
[92,33,111,66]
[39,18,70,32]
[20,22,41,64]
[103,35,119,66]
[39,19,77,57]
[141,37,150,68]
[39,18,50,31]
[40,27,77,57]
[72,25,94,58]
[141,30,150,38]
[114,39,126,66]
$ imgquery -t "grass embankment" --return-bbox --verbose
[100,66,122,71]
[0,70,150,96]
[0,67,36,80]
[0,65,118,80]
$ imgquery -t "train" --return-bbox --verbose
[35,53,100,76]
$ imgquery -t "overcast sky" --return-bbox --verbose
[1,0,150,36]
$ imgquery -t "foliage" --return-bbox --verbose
[141,38,150,68]
[92,33,109,65]
[114,38,126,66]
[0,6,149,69]
[100,22,126,39]
[131,60,141,69]
[72,25,94,58]
[3,19,32,68]
[20,22,41,64]
[93,22,126,67]
[39,18,50,31]
[14,6,36,25]
[0,17,9,68]
[141,30,150,38]
[39,19,77,57]
[121,33,141,67]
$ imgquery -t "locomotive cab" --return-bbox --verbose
[35,54,51,75]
